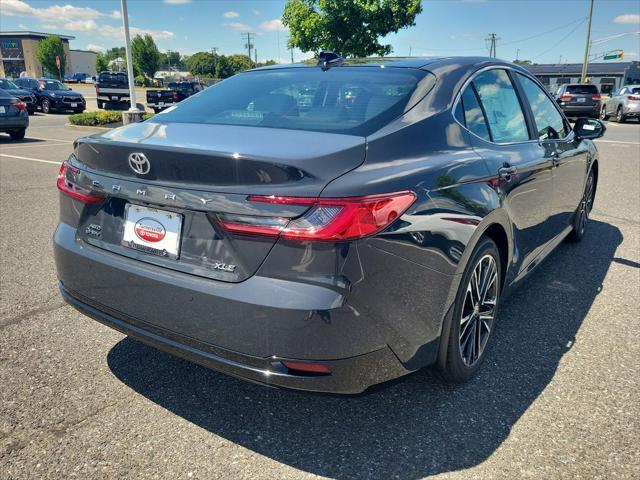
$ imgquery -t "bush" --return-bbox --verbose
[135,74,147,86]
[68,111,155,126]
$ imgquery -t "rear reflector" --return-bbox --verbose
[57,161,106,204]
[217,191,416,241]
[281,360,331,375]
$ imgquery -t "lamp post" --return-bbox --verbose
[120,0,143,123]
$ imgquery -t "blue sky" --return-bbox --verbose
[1,0,639,64]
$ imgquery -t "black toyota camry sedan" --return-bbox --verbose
[54,56,604,393]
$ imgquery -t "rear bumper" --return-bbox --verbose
[54,222,420,393]
[560,105,600,117]
[0,112,29,131]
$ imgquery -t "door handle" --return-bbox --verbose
[498,164,517,180]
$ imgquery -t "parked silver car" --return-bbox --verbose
[601,85,640,123]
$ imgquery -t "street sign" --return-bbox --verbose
[603,50,624,60]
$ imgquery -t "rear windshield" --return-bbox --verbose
[566,84,598,94]
[168,82,192,90]
[40,80,65,90]
[152,67,432,136]
[99,73,127,84]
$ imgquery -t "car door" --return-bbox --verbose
[459,68,555,273]
[608,88,624,115]
[514,72,589,236]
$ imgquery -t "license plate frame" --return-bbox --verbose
[70,103,78,107]
[122,204,183,259]
[577,97,586,103]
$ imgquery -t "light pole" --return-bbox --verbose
[580,0,595,84]
[120,0,142,123]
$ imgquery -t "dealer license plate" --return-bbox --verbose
[122,205,182,259]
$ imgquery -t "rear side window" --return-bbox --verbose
[472,69,529,143]
[566,84,598,94]
[516,73,567,140]
[153,68,433,136]
[630,87,640,94]
[459,85,491,141]
[99,73,127,84]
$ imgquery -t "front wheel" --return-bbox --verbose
[600,106,609,121]
[41,99,52,114]
[437,237,501,383]
[567,170,595,243]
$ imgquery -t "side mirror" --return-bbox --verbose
[574,118,606,140]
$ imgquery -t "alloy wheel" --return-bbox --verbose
[578,173,595,235]
[42,100,50,114]
[459,254,498,367]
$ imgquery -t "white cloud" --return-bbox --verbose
[252,9,261,16]
[259,19,286,31]
[18,23,29,29]
[86,43,104,52]
[2,1,174,40]
[225,22,252,31]
[163,0,191,4]
[224,11,239,19]
[613,14,640,24]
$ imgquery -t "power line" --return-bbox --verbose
[531,18,587,60]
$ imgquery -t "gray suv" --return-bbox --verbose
[601,85,640,123]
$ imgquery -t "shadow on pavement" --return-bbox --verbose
[107,220,621,479]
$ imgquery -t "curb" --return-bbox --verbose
[64,123,115,131]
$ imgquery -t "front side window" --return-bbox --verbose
[472,69,529,143]
[516,73,567,140]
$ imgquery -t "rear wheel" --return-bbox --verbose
[437,237,501,383]
[600,106,609,121]
[616,106,626,123]
[9,129,26,140]
[567,170,595,243]
[97,100,104,109]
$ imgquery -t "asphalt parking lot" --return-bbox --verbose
[1,113,639,479]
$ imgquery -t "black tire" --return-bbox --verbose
[97,100,104,109]
[41,99,52,114]
[567,169,595,243]
[600,106,609,121]
[153,108,161,114]
[9,129,26,140]
[437,237,501,383]
[616,107,626,123]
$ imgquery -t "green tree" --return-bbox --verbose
[513,59,532,65]
[186,51,215,76]
[282,0,422,57]
[215,54,252,79]
[104,46,126,62]
[36,35,66,77]
[159,51,184,71]
[131,34,160,79]
[95,53,109,73]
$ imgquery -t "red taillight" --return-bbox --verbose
[591,94,601,100]
[95,84,99,94]
[217,191,416,241]
[281,360,331,375]
[172,91,179,101]
[629,95,640,101]
[11,100,26,111]
[57,161,106,204]
[560,94,572,101]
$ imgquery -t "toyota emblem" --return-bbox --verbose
[128,153,150,175]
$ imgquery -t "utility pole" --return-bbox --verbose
[580,0,595,84]
[120,0,141,122]
[242,32,255,65]
[516,48,520,61]
[211,47,218,76]
[409,46,412,57]
[290,46,294,64]
[486,33,499,58]
[254,48,258,65]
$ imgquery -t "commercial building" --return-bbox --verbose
[524,61,640,95]
[0,31,74,78]
[69,49,98,77]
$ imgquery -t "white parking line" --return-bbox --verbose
[0,153,61,165]
[0,141,71,150]
[27,136,73,143]
[595,139,640,145]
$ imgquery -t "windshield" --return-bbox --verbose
[0,79,19,89]
[153,67,432,136]
[41,80,65,90]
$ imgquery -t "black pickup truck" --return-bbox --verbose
[146,81,204,113]
[95,72,130,109]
